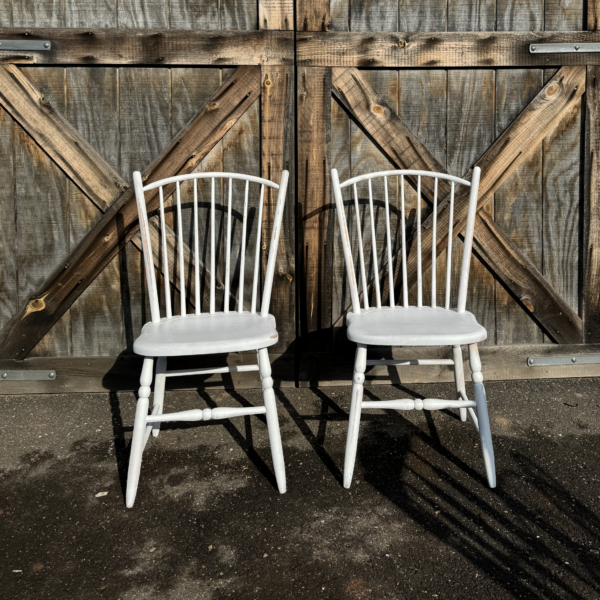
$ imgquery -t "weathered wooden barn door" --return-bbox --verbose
[0,1,295,392]
[296,0,600,384]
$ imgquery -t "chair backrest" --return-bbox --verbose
[133,170,289,324]
[331,167,481,315]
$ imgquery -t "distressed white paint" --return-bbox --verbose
[126,170,290,508]
[331,167,496,490]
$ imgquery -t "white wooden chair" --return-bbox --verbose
[127,170,289,507]
[331,167,496,489]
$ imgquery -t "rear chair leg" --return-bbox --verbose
[468,344,496,488]
[258,348,286,494]
[152,357,167,438]
[452,345,468,422]
[344,344,367,489]
[126,357,153,508]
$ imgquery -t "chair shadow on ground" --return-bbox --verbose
[107,374,600,600]
[107,384,279,501]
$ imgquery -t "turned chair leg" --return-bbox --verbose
[151,357,167,438]
[126,357,154,508]
[258,348,286,494]
[452,345,468,422]
[468,344,496,488]
[344,344,367,489]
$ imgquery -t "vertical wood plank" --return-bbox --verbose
[398,1,445,31]
[261,66,295,352]
[496,1,543,31]
[221,0,258,30]
[397,70,447,307]
[118,67,171,349]
[448,0,495,31]
[0,93,16,331]
[169,0,220,28]
[494,70,545,345]
[584,4,600,341]
[12,3,69,356]
[65,0,123,357]
[259,0,294,29]
[298,66,332,352]
[542,3,582,337]
[447,70,496,344]
[329,0,349,31]
[117,1,170,350]
[297,0,331,31]
[352,0,398,31]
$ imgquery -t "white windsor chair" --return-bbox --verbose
[331,166,496,489]
[127,170,289,508]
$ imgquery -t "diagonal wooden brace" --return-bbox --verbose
[332,66,584,343]
[0,65,261,359]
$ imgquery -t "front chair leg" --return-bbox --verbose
[126,357,154,508]
[344,344,367,489]
[452,345,468,422]
[258,348,286,494]
[151,357,167,438]
[468,344,496,488]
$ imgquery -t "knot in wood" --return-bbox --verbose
[396,38,407,48]
[207,102,219,111]
[545,82,558,97]
[371,104,384,115]
[522,299,534,312]
[29,298,45,312]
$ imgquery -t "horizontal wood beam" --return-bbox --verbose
[299,344,600,386]
[0,65,127,211]
[0,353,295,394]
[0,28,294,66]
[299,31,600,67]
[332,66,584,344]
[0,66,261,360]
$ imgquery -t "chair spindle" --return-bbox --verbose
[238,180,249,313]
[210,177,215,314]
[416,175,422,308]
[383,176,395,308]
[224,178,232,313]
[445,182,455,310]
[368,179,381,308]
[401,175,408,308]
[176,181,186,316]
[353,183,369,310]
[159,186,172,318]
[431,177,438,307]
[251,184,265,314]
[193,179,200,315]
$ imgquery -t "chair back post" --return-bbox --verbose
[133,171,161,323]
[260,170,289,317]
[457,166,481,313]
[332,169,361,314]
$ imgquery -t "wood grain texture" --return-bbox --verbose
[0,28,294,66]
[259,0,294,30]
[0,66,261,360]
[332,66,584,343]
[0,353,295,394]
[66,67,126,356]
[399,0,445,31]
[494,69,544,345]
[298,67,333,350]
[300,343,600,387]
[261,66,295,352]
[351,0,398,32]
[448,0,494,31]
[584,4,600,341]
[15,67,70,357]
[0,65,127,212]
[297,31,600,67]
[117,0,168,28]
[496,0,543,31]
[297,0,330,31]
[220,0,258,30]
[447,70,496,344]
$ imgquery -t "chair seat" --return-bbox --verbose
[346,306,487,347]
[133,312,278,357]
